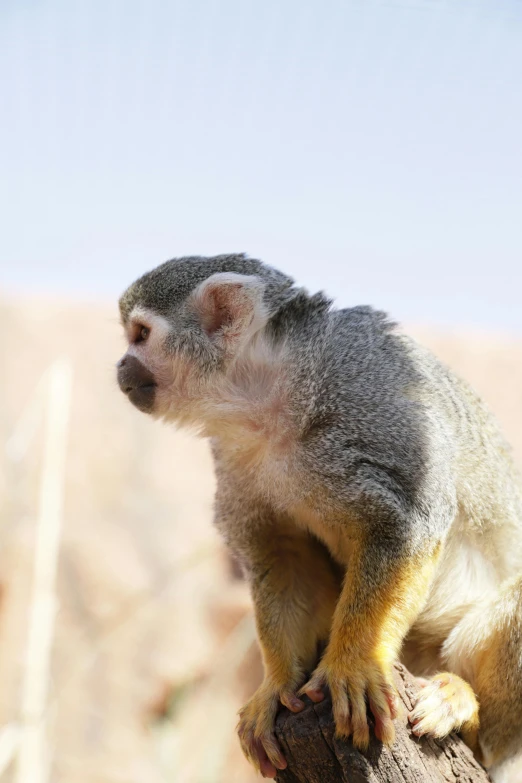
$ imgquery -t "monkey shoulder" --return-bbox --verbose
[294,307,457,532]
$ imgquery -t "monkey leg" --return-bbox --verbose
[238,528,341,778]
[410,575,522,776]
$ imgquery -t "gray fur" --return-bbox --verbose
[119,252,522,565]
[119,253,295,323]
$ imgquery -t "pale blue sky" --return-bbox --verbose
[1,0,521,329]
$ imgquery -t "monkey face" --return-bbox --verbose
[116,269,270,426]
[116,306,191,420]
[116,255,295,425]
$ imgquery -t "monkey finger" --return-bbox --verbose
[302,686,325,703]
[368,675,397,743]
[255,732,287,774]
[348,687,369,749]
[253,739,278,779]
[279,691,305,713]
[369,695,395,746]
[374,675,400,720]
[239,727,286,778]
[386,689,401,720]
[330,680,352,738]
[238,730,259,771]
[298,672,326,702]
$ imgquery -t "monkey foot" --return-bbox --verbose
[409,672,479,739]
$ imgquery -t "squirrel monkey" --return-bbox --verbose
[117,254,522,781]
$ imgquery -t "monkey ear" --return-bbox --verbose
[191,272,268,349]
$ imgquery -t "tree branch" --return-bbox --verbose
[275,664,490,783]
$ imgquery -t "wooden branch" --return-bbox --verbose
[275,664,491,783]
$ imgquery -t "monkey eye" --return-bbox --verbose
[136,325,150,343]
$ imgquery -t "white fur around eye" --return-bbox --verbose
[125,308,170,358]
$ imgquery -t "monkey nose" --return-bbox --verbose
[116,355,156,413]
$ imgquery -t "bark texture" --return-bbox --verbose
[274,664,491,783]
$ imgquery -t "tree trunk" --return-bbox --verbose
[274,664,491,783]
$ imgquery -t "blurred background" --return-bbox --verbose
[1,1,522,781]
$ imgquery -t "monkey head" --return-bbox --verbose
[116,254,294,426]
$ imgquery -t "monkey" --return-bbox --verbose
[116,253,522,781]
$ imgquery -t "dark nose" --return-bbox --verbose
[116,354,156,413]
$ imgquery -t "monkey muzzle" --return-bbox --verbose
[117,355,157,413]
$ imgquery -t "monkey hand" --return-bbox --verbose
[237,679,306,778]
[300,648,399,750]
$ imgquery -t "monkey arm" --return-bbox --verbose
[301,499,444,751]
[236,523,341,778]
[330,533,442,671]
[212,450,341,688]
[212,458,342,777]
[248,525,342,690]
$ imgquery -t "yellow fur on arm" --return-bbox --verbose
[330,537,442,671]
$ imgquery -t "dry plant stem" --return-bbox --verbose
[15,360,73,783]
